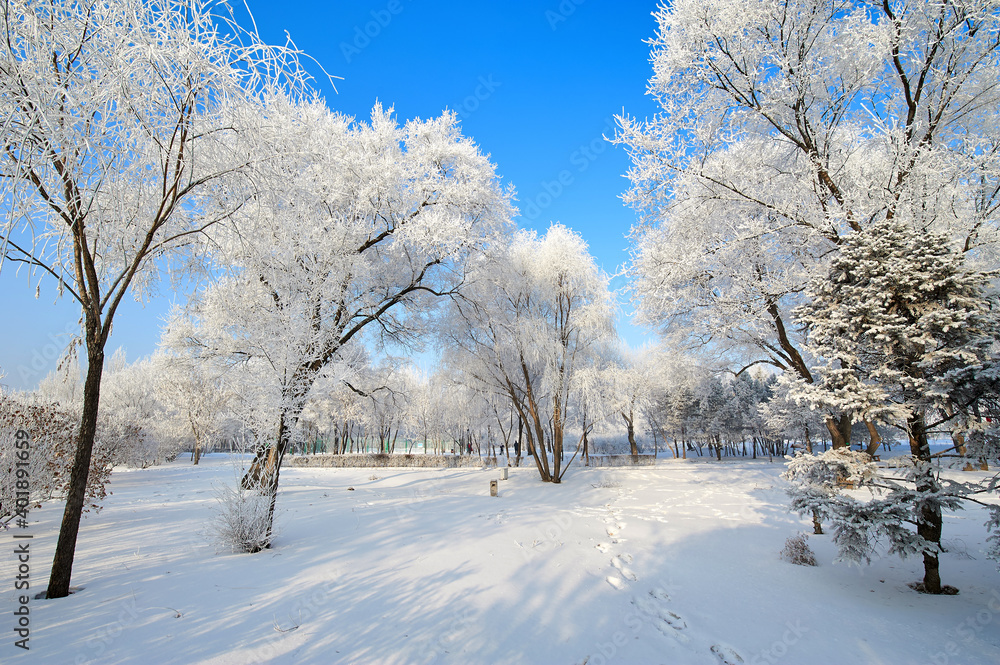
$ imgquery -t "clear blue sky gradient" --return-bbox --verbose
[0,0,662,390]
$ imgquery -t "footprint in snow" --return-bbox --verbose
[595,543,611,553]
[633,589,689,643]
[711,644,744,664]
[606,575,627,591]
[611,554,637,581]
[606,524,625,538]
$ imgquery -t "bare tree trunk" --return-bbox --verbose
[909,412,944,593]
[515,415,523,467]
[188,412,204,465]
[622,411,638,463]
[47,344,105,599]
[250,413,291,552]
[825,413,852,449]
[550,394,565,481]
[516,363,552,482]
[952,430,968,458]
[864,421,882,457]
[812,511,824,535]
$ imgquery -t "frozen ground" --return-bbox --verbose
[3,454,999,665]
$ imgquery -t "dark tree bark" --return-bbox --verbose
[908,412,944,594]
[864,421,883,457]
[622,410,638,462]
[825,413,852,450]
[46,343,105,599]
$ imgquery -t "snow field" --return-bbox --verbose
[2,455,999,664]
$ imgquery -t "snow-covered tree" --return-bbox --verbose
[404,372,445,455]
[0,0,317,597]
[96,351,165,468]
[153,349,231,465]
[171,99,513,544]
[762,378,834,456]
[444,224,616,482]
[602,346,658,461]
[787,219,999,593]
[616,0,1000,449]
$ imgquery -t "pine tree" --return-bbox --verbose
[788,219,998,593]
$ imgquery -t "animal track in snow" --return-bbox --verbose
[595,542,611,553]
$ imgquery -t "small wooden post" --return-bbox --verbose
[490,479,498,497]
[500,467,508,480]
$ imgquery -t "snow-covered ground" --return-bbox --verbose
[3,455,999,665]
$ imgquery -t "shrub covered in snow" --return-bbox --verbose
[0,392,113,524]
[780,534,817,566]
[212,483,275,554]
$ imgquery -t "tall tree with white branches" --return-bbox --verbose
[443,224,616,482]
[170,100,514,546]
[0,0,318,597]
[616,0,1000,448]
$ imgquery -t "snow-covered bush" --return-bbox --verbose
[780,534,817,566]
[211,424,282,553]
[211,483,275,554]
[0,392,113,524]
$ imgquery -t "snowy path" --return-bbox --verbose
[2,456,999,664]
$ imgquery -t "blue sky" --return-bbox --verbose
[0,0,662,390]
